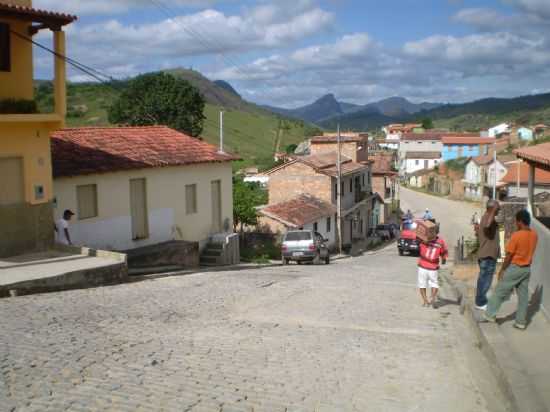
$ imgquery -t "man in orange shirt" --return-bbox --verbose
[483,209,538,329]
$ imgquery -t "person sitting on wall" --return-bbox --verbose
[54,209,75,246]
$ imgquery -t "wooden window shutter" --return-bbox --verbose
[185,184,197,214]
[76,184,98,220]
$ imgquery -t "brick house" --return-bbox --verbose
[370,151,398,223]
[259,149,373,249]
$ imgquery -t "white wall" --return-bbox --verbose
[399,139,443,156]
[304,215,337,249]
[405,158,440,175]
[53,163,234,251]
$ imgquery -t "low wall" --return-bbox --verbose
[531,219,550,319]
[0,202,53,258]
[124,240,199,269]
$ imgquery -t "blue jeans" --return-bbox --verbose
[475,257,497,307]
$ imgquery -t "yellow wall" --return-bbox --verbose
[53,163,234,250]
[0,121,56,204]
[0,17,33,100]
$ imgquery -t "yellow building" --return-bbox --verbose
[0,1,76,257]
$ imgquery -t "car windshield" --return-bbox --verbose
[285,232,312,241]
[402,221,417,231]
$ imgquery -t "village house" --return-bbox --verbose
[398,132,445,176]
[441,135,495,161]
[0,0,76,258]
[403,151,441,175]
[370,151,398,223]
[51,126,238,252]
[259,147,372,250]
[516,126,534,142]
[488,123,510,138]
[502,160,550,198]
[463,155,509,201]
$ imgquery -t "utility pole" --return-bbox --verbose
[336,124,343,254]
[492,140,497,199]
[218,110,224,154]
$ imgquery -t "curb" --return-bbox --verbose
[440,270,547,412]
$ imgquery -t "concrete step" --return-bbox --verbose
[200,256,220,265]
[201,249,222,258]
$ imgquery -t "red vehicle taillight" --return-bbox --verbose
[308,244,316,251]
[282,245,288,252]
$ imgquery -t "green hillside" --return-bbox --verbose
[34,72,307,170]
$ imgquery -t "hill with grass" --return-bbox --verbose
[35,69,308,170]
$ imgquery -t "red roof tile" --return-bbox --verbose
[260,195,336,227]
[370,152,395,174]
[51,126,239,178]
[310,134,367,144]
[502,162,550,185]
[0,2,77,25]
[442,136,495,145]
[515,143,550,169]
[404,151,441,160]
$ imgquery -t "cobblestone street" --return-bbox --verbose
[1,245,507,412]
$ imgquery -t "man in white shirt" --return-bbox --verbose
[55,209,75,245]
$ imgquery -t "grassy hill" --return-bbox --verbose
[35,70,307,170]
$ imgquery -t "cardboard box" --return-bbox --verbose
[416,220,437,243]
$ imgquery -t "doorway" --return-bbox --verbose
[129,178,149,240]
[0,157,24,205]
[211,179,222,233]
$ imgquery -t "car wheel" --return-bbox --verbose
[398,249,404,256]
[325,255,330,265]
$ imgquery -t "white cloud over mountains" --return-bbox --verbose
[32,0,550,107]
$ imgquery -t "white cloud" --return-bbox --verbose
[508,0,550,21]
[34,0,220,16]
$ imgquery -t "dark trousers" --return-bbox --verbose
[475,257,497,307]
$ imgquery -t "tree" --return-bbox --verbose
[108,72,205,136]
[421,118,434,129]
[233,178,267,232]
[285,143,298,154]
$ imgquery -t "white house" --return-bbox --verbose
[51,126,238,251]
[403,151,442,175]
[488,123,510,138]
[463,156,508,200]
[398,132,444,176]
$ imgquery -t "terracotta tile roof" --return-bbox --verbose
[515,143,550,169]
[0,2,77,25]
[401,132,446,141]
[51,126,239,178]
[298,152,350,169]
[370,153,395,174]
[404,151,441,160]
[470,155,494,166]
[310,134,367,144]
[502,162,550,185]
[259,195,336,228]
[442,136,495,145]
[321,161,369,177]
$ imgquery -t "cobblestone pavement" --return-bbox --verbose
[1,246,506,412]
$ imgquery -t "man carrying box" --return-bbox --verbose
[417,222,448,308]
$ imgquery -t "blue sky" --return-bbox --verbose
[34,0,550,107]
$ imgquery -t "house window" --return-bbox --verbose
[350,179,353,193]
[326,217,331,233]
[334,183,338,200]
[185,184,197,214]
[362,174,365,186]
[76,184,98,220]
[313,222,318,232]
[415,160,420,166]
[341,182,344,196]
[0,23,10,72]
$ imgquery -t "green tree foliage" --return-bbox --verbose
[285,143,298,154]
[421,118,434,129]
[108,72,205,136]
[233,178,268,231]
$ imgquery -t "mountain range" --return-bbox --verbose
[264,94,441,124]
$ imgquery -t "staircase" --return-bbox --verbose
[199,242,224,266]
[199,233,240,267]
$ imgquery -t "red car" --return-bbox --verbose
[398,219,421,256]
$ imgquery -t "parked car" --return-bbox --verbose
[375,224,399,240]
[398,219,421,256]
[281,230,330,265]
